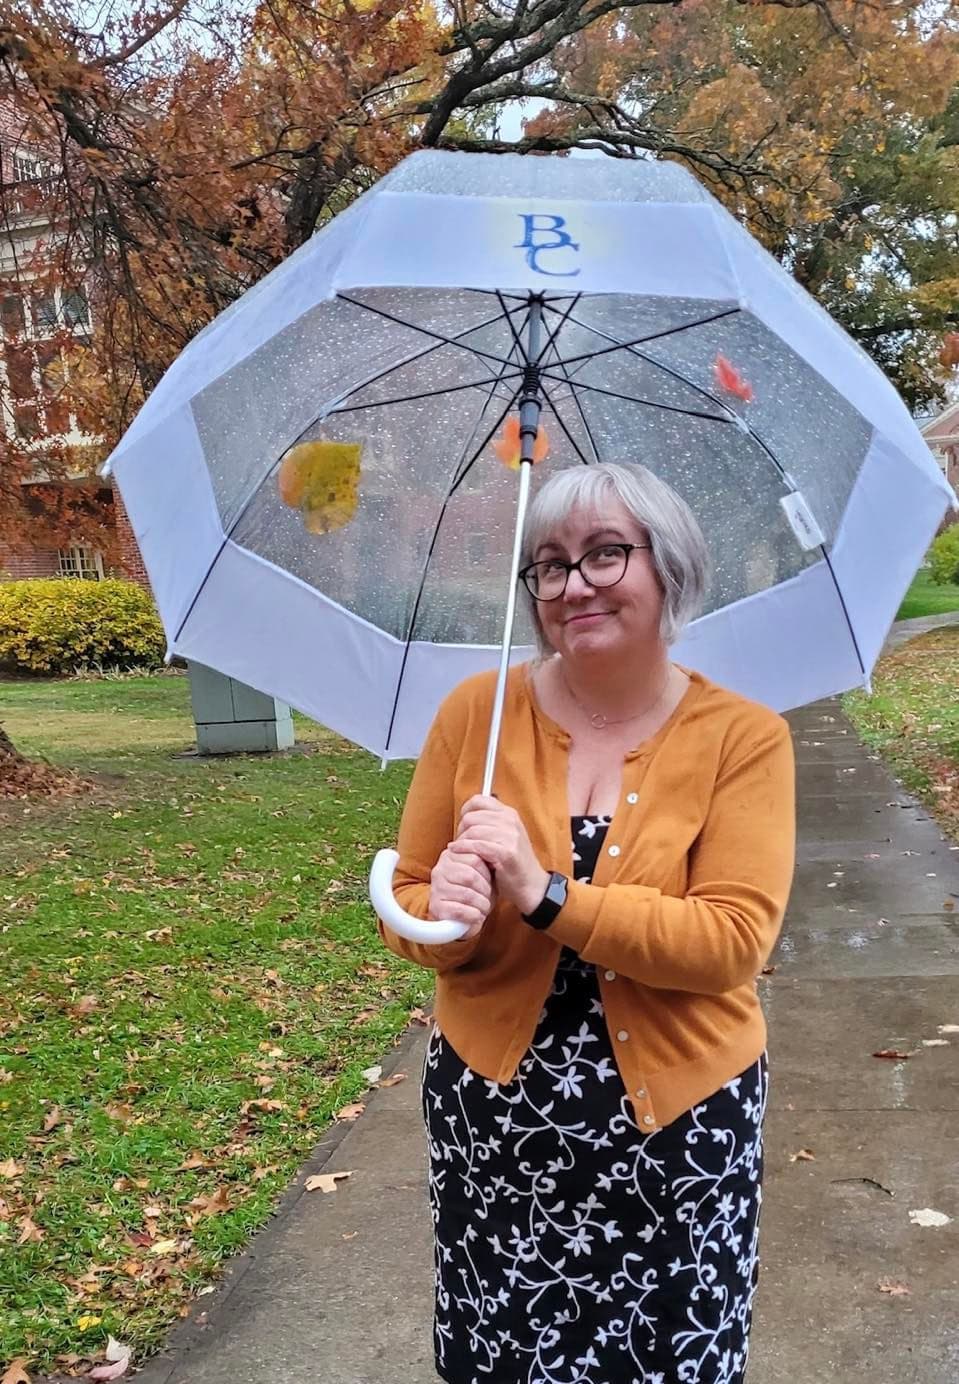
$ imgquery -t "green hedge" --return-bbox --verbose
[0,578,166,675]
[928,525,959,587]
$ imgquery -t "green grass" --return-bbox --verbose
[844,626,959,833]
[0,673,430,1375]
[896,567,959,621]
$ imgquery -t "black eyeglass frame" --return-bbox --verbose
[518,542,652,602]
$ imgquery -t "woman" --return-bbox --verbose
[377,463,795,1384]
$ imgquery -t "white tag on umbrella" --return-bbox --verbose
[780,491,825,551]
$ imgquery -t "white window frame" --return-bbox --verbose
[57,545,104,580]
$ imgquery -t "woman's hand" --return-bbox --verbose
[429,844,494,937]
[453,795,550,916]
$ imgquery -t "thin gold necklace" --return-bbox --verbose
[560,664,672,731]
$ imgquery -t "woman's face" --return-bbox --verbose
[532,498,665,662]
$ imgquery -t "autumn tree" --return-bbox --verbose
[518,0,959,409]
[0,0,956,555]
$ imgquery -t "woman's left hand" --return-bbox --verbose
[452,795,550,916]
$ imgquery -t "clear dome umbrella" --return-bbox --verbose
[104,150,955,944]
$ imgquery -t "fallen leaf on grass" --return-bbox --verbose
[42,1107,62,1133]
[909,1208,952,1227]
[17,1215,43,1245]
[409,1008,430,1025]
[878,1279,911,1296]
[378,1073,407,1088]
[305,1171,353,1194]
[0,1158,23,1180]
[68,996,98,1018]
[188,1186,231,1219]
[239,1098,286,1116]
[872,1050,912,1060]
[148,1238,180,1256]
[104,1103,137,1125]
[789,1149,816,1163]
[1,1360,30,1384]
[89,1337,132,1381]
[335,1103,366,1121]
[176,1153,210,1171]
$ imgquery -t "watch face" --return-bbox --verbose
[546,873,568,906]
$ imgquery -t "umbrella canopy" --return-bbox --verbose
[106,150,953,760]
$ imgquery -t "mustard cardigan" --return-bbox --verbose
[377,662,796,1131]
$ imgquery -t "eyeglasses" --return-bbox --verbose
[519,542,651,602]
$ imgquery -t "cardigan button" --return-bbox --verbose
[608,844,621,858]
[635,1088,646,1099]
[616,1029,629,1042]
[626,792,638,804]
[604,970,616,981]
[642,1115,656,1126]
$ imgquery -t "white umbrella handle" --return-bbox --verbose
[371,301,545,948]
[369,849,470,944]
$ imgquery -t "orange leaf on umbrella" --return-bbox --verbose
[713,353,754,403]
[939,333,959,368]
[277,439,362,535]
[493,414,550,470]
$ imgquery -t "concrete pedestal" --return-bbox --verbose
[187,662,294,754]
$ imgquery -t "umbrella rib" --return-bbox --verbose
[380,367,526,760]
[545,305,743,371]
[496,290,531,359]
[539,344,603,464]
[328,373,524,415]
[170,304,525,649]
[338,292,521,370]
[538,379,594,467]
[535,293,582,368]
[542,374,733,425]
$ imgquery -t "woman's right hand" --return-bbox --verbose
[429,845,493,937]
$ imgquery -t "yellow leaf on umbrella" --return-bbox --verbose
[493,414,549,470]
[277,440,362,535]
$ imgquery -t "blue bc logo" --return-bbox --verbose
[516,213,581,277]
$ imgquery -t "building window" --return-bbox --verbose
[31,293,58,333]
[62,289,90,329]
[0,294,25,337]
[58,546,103,580]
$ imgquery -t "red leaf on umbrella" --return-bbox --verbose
[713,353,754,403]
[493,414,550,469]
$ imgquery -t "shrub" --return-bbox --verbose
[0,578,166,675]
[928,525,959,586]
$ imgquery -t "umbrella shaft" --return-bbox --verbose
[482,458,534,795]
[482,296,544,796]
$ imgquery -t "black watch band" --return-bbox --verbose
[521,871,569,930]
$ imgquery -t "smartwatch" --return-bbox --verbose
[522,871,569,930]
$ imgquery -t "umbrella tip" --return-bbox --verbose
[100,458,113,478]
[164,646,175,666]
[379,754,388,773]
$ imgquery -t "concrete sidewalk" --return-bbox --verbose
[135,695,959,1384]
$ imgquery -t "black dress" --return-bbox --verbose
[422,815,768,1384]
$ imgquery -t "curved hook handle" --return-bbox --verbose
[369,848,470,945]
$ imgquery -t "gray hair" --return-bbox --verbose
[520,462,710,653]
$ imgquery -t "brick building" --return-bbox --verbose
[0,103,150,590]
[921,404,959,530]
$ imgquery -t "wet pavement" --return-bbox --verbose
[133,691,959,1384]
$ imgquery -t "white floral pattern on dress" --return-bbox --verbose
[421,816,768,1384]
